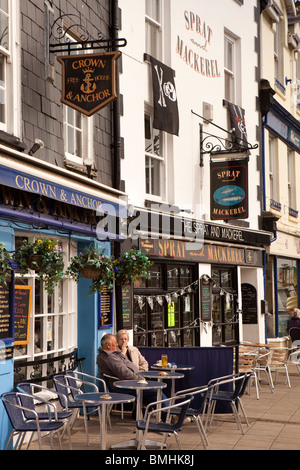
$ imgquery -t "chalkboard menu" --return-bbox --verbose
[241,283,257,324]
[121,284,133,329]
[200,278,212,321]
[98,286,113,329]
[0,285,11,340]
[14,285,32,345]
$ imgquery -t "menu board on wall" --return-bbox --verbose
[14,285,32,345]
[121,284,133,329]
[200,278,212,321]
[98,286,113,329]
[0,284,11,340]
[241,283,257,324]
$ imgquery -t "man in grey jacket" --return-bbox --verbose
[97,333,167,408]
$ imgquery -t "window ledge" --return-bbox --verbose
[64,158,97,178]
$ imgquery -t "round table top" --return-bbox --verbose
[140,370,184,379]
[151,364,195,371]
[74,392,135,405]
[113,379,167,390]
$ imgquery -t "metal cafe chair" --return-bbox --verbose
[53,373,101,446]
[136,394,193,450]
[171,384,212,449]
[269,347,291,388]
[16,382,73,449]
[2,392,65,450]
[205,373,251,435]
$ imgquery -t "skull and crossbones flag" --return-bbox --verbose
[149,56,179,136]
[228,102,248,148]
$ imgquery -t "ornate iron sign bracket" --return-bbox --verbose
[191,110,258,166]
[49,12,127,54]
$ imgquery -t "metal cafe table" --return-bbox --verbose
[75,392,135,450]
[141,370,184,397]
[151,364,195,395]
[111,379,167,449]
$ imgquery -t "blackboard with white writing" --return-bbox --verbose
[14,286,32,345]
[241,283,257,324]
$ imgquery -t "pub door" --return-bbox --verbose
[211,266,239,346]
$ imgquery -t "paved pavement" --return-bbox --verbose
[27,364,300,454]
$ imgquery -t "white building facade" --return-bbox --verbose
[118,0,272,348]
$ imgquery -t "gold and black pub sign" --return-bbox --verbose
[210,159,248,221]
[57,51,121,116]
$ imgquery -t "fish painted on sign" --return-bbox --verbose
[213,185,245,206]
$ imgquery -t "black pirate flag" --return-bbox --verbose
[150,56,179,136]
[57,51,121,116]
[228,102,248,148]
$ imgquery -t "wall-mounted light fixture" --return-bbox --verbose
[28,139,44,156]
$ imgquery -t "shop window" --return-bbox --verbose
[277,258,298,337]
[211,267,238,346]
[13,235,77,380]
[269,135,279,205]
[133,262,199,347]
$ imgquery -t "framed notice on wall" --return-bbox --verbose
[200,278,212,321]
[98,286,113,329]
[14,285,32,345]
[0,284,12,341]
[121,284,133,329]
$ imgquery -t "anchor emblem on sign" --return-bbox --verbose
[80,69,96,94]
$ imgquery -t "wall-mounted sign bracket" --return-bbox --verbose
[191,110,258,166]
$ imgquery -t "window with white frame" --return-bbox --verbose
[288,149,296,211]
[145,0,162,60]
[63,32,93,165]
[269,136,279,204]
[0,0,20,135]
[224,34,235,103]
[145,111,163,197]
[274,20,284,87]
[14,235,77,374]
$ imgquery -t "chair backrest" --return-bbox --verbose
[289,328,300,344]
[2,392,30,429]
[14,384,38,420]
[169,394,193,432]
[270,347,289,364]
[63,371,83,399]
[53,374,74,406]
[238,373,252,398]
[255,351,271,367]
[238,353,256,373]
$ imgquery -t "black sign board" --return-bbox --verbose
[121,285,133,329]
[241,283,257,324]
[0,285,11,340]
[98,286,113,329]
[210,159,248,220]
[200,278,212,321]
[0,346,13,361]
[14,286,32,345]
[57,51,121,116]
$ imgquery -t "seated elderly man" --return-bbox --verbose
[97,333,166,409]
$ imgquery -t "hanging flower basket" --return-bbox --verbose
[0,242,13,288]
[67,246,115,295]
[79,266,104,279]
[113,249,152,286]
[18,238,65,295]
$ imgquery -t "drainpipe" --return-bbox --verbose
[111,0,122,332]
[111,0,121,192]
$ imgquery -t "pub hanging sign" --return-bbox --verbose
[210,159,248,220]
[57,51,121,116]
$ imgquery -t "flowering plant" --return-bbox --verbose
[18,238,65,295]
[0,242,13,287]
[113,249,152,286]
[67,246,115,294]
